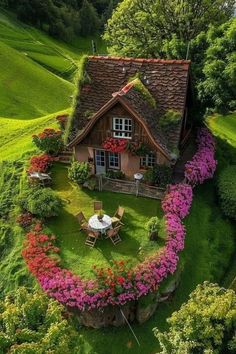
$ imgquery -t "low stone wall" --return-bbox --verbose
[76,268,181,328]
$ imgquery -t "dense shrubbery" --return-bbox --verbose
[144,164,172,187]
[0,287,80,353]
[106,169,125,180]
[154,282,236,353]
[68,161,90,184]
[19,188,62,218]
[4,0,119,42]
[32,128,63,155]
[217,165,236,220]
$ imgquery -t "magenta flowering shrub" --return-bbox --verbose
[22,128,217,311]
[162,184,193,219]
[185,128,217,185]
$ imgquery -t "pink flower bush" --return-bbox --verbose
[22,128,217,311]
[185,128,217,185]
[162,184,193,219]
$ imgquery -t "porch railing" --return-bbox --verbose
[96,175,165,200]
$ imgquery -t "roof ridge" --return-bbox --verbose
[88,55,191,65]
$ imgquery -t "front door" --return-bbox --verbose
[95,150,106,175]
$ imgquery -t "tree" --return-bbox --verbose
[80,0,100,36]
[104,0,235,58]
[198,19,236,112]
[153,282,236,353]
[0,287,81,353]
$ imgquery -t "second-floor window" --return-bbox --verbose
[113,117,132,139]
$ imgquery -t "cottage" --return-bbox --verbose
[68,56,192,178]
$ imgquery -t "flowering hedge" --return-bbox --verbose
[185,128,217,185]
[28,154,54,173]
[56,114,68,130]
[162,184,193,219]
[102,137,128,153]
[22,128,217,311]
[32,128,63,155]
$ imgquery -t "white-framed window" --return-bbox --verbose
[108,152,120,169]
[140,153,156,168]
[112,117,132,139]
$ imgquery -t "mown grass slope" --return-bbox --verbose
[207,112,236,147]
[0,9,106,119]
[0,42,74,119]
[0,109,70,161]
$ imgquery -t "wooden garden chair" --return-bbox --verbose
[94,201,103,213]
[106,225,122,245]
[84,229,100,248]
[111,206,125,226]
[76,211,89,231]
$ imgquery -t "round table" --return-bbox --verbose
[88,214,112,234]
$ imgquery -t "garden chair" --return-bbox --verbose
[84,229,100,248]
[94,201,103,213]
[106,225,122,245]
[76,211,89,231]
[111,206,125,226]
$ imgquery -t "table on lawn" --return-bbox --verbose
[88,214,112,234]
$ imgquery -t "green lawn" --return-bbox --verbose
[47,164,164,279]
[75,181,235,354]
[207,112,236,147]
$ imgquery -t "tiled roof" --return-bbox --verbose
[119,85,171,156]
[70,55,190,147]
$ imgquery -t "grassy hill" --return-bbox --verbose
[0,9,106,119]
[0,109,71,161]
[206,112,236,147]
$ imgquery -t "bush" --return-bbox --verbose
[28,154,54,173]
[68,161,90,184]
[0,287,80,353]
[32,128,63,155]
[144,164,172,187]
[217,165,236,220]
[16,213,34,228]
[145,217,166,241]
[106,170,125,180]
[19,188,62,218]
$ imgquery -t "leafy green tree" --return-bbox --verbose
[80,0,100,36]
[0,287,80,353]
[104,0,235,58]
[153,282,236,353]
[198,19,236,111]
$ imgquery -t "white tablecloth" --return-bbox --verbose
[88,214,112,233]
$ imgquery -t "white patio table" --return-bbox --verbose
[88,214,112,234]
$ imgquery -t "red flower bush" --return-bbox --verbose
[102,137,128,153]
[17,213,34,228]
[28,154,54,173]
[56,114,68,130]
[32,128,63,155]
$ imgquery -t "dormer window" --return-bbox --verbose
[112,117,132,139]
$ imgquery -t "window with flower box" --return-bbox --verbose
[140,153,156,168]
[108,152,120,169]
[112,117,132,139]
